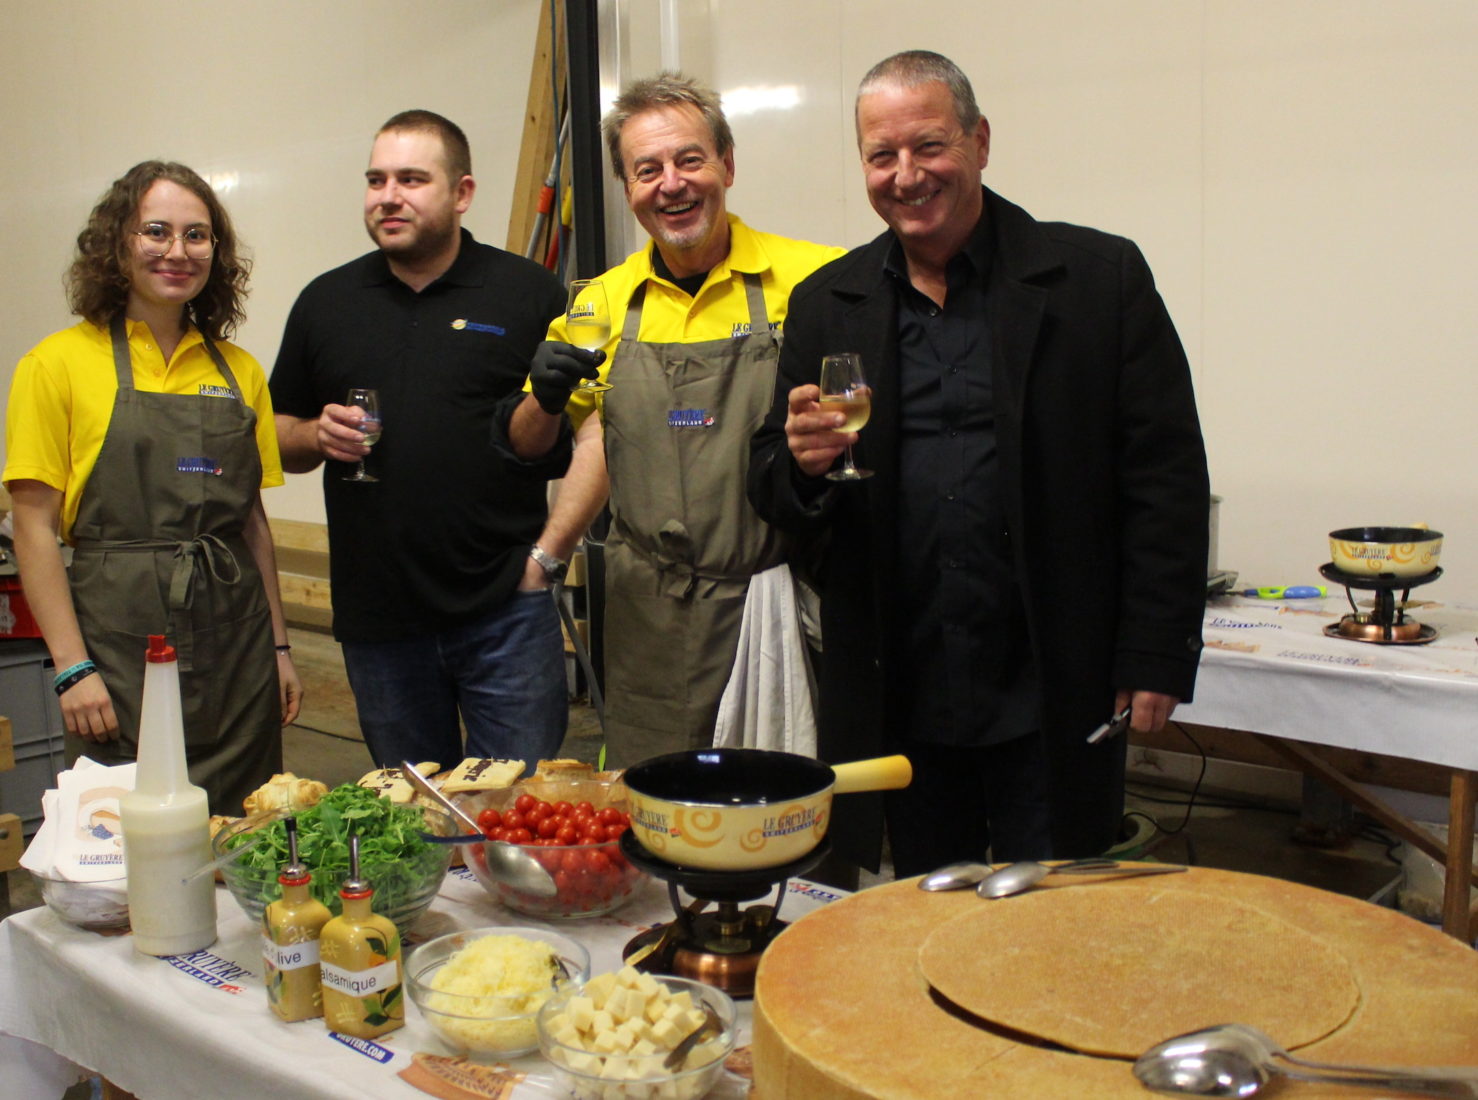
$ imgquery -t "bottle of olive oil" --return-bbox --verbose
[318,834,404,1038]
[262,817,332,1022]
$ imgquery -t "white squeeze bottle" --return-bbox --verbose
[120,634,217,955]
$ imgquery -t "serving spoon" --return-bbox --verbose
[918,857,1121,892]
[976,859,1186,898]
[1133,1023,1478,1097]
[399,760,558,898]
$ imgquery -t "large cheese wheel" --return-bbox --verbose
[752,868,1478,1100]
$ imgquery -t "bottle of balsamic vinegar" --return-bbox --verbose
[318,834,404,1038]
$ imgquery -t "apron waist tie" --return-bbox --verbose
[71,536,242,667]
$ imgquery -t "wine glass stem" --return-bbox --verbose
[844,445,857,474]
[357,459,367,479]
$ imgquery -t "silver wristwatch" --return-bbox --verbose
[529,544,568,582]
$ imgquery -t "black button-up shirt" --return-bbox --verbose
[885,216,1038,746]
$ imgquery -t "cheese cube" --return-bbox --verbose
[631,1038,657,1057]
[649,1016,683,1047]
[592,1008,615,1034]
[668,990,694,1013]
[616,965,644,988]
[567,995,597,1031]
[585,971,618,1008]
[592,1029,623,1054]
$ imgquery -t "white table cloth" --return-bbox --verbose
[1183,592,1478,769]
[0,864,844,1099]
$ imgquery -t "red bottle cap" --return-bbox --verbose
[146,634,177,663]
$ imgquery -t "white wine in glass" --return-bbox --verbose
[819,353,873,481]
[565,279,612,392]
[343,387,381,482]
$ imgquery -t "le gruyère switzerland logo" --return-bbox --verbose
[176,456,223,476]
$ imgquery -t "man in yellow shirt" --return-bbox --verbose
[503,73,843,768]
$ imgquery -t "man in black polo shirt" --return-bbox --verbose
[271,110,569,774]
[749,52,1209,878]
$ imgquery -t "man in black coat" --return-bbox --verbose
[747,51,1209,880]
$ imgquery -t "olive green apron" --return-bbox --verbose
[66,317,280,813]
[600,274,787,767]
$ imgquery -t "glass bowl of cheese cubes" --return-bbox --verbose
[537,968,737,1100]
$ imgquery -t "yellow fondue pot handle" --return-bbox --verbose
[831,754,912,794]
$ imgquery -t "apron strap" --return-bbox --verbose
[108,315,136,392]
[620,281,648,342]
[740,272,770,332]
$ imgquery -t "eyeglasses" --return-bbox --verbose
[132,223,216,259]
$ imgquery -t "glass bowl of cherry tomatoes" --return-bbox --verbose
[455,779,649,920]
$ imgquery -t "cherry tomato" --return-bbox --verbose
[603,823,627,843]
[552,801,574,817]
[574,801,595,816]
[584,849,612,874]
[528,802,553,824]
[507,826,534,844]
[502,809,526,831]
[597,806,623,826]
[477,807,503,832]
[536,816,561,839]
[514,793,538,813]
[561,849,586,874]
[555,824,578,846]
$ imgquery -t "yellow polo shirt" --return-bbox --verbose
[3,319,283,543]
[540,215,845,429]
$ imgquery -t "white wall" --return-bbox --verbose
[5,0,1476,597]
[692,0,1478,594]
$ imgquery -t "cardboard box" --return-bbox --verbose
[0,577,41,639]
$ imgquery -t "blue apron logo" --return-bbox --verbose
[450,318,506,335]
[667,409,716,429]
[177,457,224,476]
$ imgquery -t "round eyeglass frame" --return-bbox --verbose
[131,225,217,259]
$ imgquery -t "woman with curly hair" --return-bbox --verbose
[3,161,301,813]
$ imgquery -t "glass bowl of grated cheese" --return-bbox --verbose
[407,926,591,1058]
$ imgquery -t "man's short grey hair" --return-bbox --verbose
[602,71,735,181]
[856,50,983,138]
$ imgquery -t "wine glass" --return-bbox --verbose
[819,354,873,481]
[342,387,381,482]
[565,279,612,392]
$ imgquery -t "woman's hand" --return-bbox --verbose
[60,672,119,741]
[277,651,303,726]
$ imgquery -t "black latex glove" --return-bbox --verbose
[530,341,606,414]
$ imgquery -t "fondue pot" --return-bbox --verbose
[1328,525,1443,578]
[623,749,912,871]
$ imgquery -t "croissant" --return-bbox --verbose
[242,772,329,815]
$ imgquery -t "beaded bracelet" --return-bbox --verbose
[53,660,98,695]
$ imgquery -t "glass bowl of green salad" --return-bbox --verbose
[213,783,457,936]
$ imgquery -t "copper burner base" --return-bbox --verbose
[1324,614,1437,645]
[623,907,782,998]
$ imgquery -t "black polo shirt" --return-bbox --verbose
[270,230,566,643]
[884,215,1038,747]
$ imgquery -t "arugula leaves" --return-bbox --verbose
[227,784,441,915]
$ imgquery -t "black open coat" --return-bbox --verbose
[748,187,1210,867]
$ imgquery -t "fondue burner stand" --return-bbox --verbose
[619,831,830,998]
[1318,562,1442,645]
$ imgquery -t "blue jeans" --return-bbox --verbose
[341,589,568,774]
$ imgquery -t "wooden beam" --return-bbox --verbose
[1442,771,1476,943]
[506,0,567,259]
